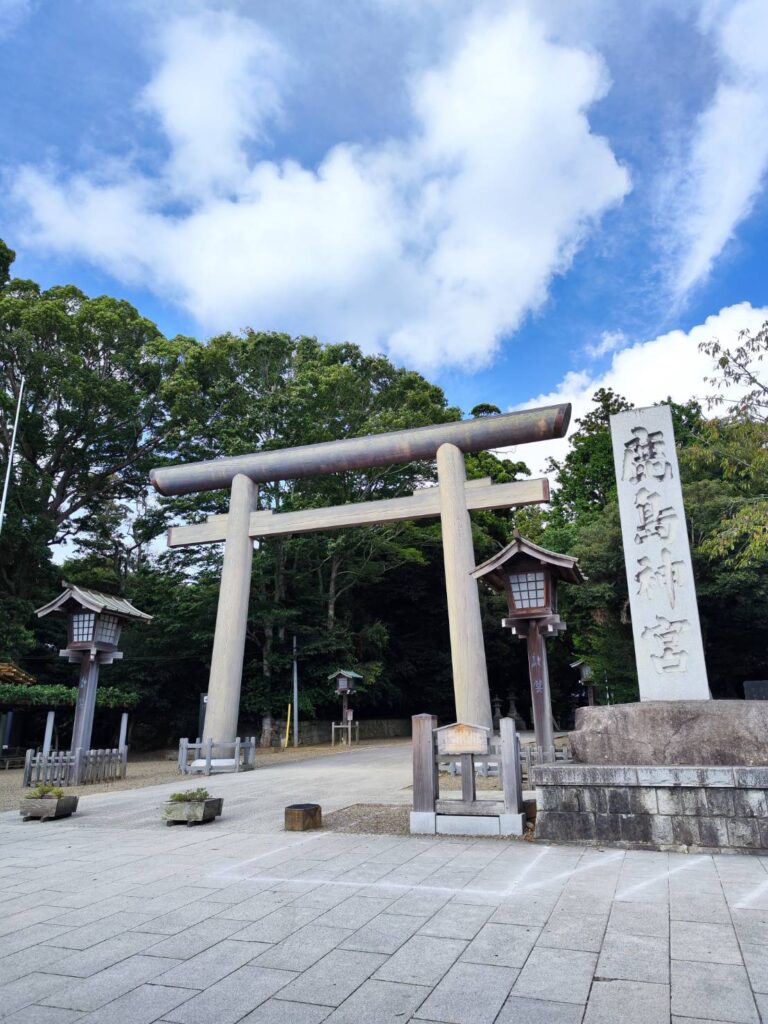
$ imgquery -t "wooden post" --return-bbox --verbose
[203,472,256,744]
[500,717,523,814]
[527,622,555,760]
[412,714,438,813]
[285,803,322,830]
[205,737,213,775]
[436,444,493,731]
[42,710,55,758]
[233,736,241,772]
[71,747,83,786]
[70,656,100,753]
[460,753,476,802]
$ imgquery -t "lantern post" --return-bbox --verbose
[473,534,584,760]
[329,669,362,745]
[36,584,151,758]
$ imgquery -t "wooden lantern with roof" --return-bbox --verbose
[473,534,584,759]
[328,668,363,744]
[36,583,151,755]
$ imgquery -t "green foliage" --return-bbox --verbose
[169,788,210,802]
[0,683,140,709]
[546,388,631,525]
[692,323,768,567]
[0,240,15,287]
[26,784,65,799]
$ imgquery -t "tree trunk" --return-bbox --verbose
[327,553,340,630]
[259,713,274,748]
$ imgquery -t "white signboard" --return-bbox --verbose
[610,405,709,701]
[436,722,489,756]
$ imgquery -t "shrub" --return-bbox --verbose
[27,784,65,799]
[168,788,211,802]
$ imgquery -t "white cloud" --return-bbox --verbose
[518,302,768,471]
[584,329,626,360]
[140,11,285,200]
[9,7,629,370]
[667,0,768,297]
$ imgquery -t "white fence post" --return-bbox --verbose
[118,713,129,752]
[42,711,55,758]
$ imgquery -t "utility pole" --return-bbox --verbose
[0,375,25,537]
[292,635,299,747]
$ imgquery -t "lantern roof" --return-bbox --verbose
[472,533,584,591]
[35,583,152,623]
[327,668,363,681]
[0,662,36,686]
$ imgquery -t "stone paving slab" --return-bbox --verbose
[496,995,584,1023]
[414,961,518,1024]
[2,743,768,1023]
[583,980,669,1024]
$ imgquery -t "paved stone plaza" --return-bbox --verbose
[1,743,767,1024]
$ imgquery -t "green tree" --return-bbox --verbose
[693,322,768,567]
[0,243,187,659]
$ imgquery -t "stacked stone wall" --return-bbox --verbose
[531,764,768,852]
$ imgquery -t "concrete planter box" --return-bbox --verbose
[163,797,223,826]
[20,795,78,822]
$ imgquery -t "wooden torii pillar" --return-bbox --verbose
[150,406,570,742]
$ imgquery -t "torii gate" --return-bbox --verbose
[150,405,570,741]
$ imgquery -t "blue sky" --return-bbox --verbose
[2,0,767,451]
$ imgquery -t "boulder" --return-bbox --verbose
[570,701,768,766]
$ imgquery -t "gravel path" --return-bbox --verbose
[0,738,410,812]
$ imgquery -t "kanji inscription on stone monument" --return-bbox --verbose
[610,404,709,701]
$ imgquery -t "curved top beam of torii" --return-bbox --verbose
[149,403,571,496]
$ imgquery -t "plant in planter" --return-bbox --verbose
[162,787,223,826]
[20,783,79,822]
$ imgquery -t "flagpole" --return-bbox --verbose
[0,375,25,537]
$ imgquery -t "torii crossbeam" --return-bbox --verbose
[150,405,570,741]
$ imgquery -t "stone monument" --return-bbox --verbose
[610,404,709,700]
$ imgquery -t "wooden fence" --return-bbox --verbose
[23,747,128,787]
[440,743,572,781]
[178,737,257,775]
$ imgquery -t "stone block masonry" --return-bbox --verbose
[531,763,768,852]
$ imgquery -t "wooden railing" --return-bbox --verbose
[23,747,128,787]
[439,743,572,782]
[178,737,257,775]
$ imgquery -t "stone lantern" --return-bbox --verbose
[473,534,583,759]
[36,583,151,754]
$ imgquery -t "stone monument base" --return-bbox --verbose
[530,763,768,852]
[570,701,768,766]
[410,811,524,837]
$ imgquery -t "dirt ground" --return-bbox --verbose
[322,802,535,841]
[0,738,410,813]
